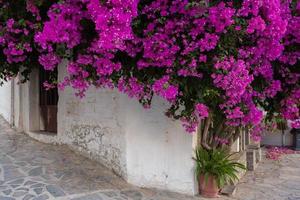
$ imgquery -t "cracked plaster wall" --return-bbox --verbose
[57,61,127,177]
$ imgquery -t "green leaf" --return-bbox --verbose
[193,147,246,188]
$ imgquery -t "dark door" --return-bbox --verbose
[39,68,58,133]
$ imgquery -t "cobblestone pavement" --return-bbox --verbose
[0,116,299,200]
[233,152,300,200]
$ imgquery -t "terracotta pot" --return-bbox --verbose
[199,174,220,198]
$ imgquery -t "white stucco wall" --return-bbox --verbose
[13,79,21,130]
[262,130,293,147]
[0,81,12,122]
[11,63,197,195]
[58,87,128,177]
[57,62,127,177]
[56,62,196,194]
[121,96,196,194]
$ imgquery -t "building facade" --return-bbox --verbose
[0,62,199,195]
[0,62,251,195]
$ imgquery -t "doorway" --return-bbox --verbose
[39,68,58,133]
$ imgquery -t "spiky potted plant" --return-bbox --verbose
[193,148,246,198]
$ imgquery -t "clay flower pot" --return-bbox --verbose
[199,174,219,198]
[194,148,246,198]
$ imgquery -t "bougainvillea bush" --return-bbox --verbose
[0,0,299,149]
[0,0,57,82]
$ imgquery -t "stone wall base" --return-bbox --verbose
[246,145,261,171]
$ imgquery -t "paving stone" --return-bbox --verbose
[16,187,29,192]
[221,185,237,196]
[45,185,65,197]
[282,181,300,190]
[7,179,24,185]
[24,181,36,186]
[28,168,43,177]
[102,191,118,197]
[3,169,24,181]
[22,194,35,200]
[40,175,52,181]
[0,187,7,191]
[288,197,300,200]
[30,184,45,189]
[15,162,27,167]
[32,194,49,200]
[53,171,65,179]
[71,194,103,200]
[2,166,17,171]
[121,190,143,200]
[12,191,27,197]
[33,188,43,195]
[0,157,12,164]
[0,197,15,200]
[2,190,12,196]
[114,197,129,200]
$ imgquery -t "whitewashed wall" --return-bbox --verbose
[262,130,293,147]
[0,81,12,122]
[58,87,128,177]
[121,96,196,194]
[57,61,127,177]
[10,63,196,195]
[57,89,196,194]
[57,88,196,194]
[56,63,196,194]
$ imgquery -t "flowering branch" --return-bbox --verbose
[0,0,299,146]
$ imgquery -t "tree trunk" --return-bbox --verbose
[201,114,212,150]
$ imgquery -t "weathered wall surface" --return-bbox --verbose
[0,81,12,122]
[56,62,196,194]
[58,88,127,177]
[7,62,197,195]
[120,95,196,194]
[57,63,127,177]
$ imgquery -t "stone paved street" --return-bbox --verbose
[233,152,300,200]
[0,116,300,200]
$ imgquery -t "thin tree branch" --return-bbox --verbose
[195,120,202,149]
[201,114,212,150]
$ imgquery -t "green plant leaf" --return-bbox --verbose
[193,147,246,188]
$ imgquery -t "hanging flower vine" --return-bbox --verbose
[0,0,299,149]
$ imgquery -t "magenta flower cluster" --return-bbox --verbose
[0,0,299,138]
[152,76,178,102]
[0,19,33,64]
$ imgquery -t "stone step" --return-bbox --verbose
[221,185,237,196]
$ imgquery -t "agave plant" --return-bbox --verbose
[193,148,246,188]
